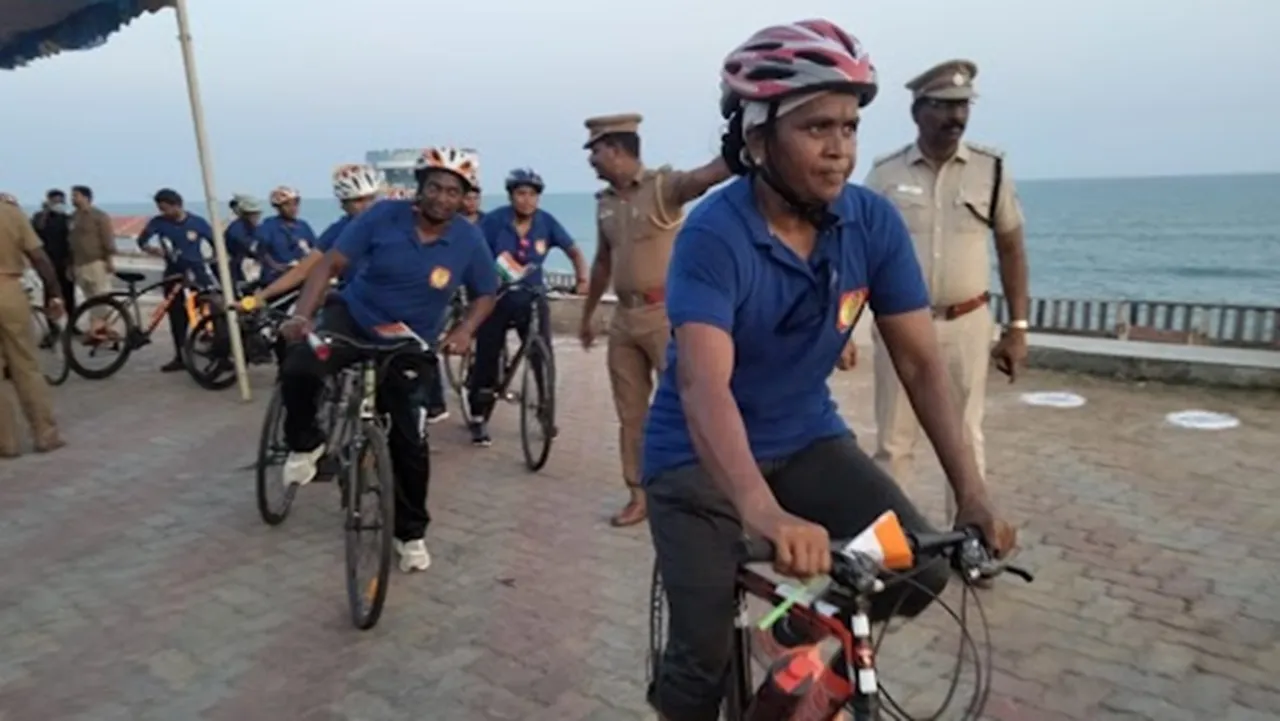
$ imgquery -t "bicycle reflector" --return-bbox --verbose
[837,510,915,571]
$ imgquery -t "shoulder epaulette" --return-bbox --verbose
[966,142,1005,159]
[871,144,912,167]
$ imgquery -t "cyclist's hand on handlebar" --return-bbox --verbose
[954,495,1017,559]
[280,315,312,343]
[744,505,831,579]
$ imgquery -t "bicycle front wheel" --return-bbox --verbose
[183,313,237,390]
[519,335,555,471]
[255,387,297,525]
[64,295,135,380]
[29,307,69,386]
[345,422,396,630]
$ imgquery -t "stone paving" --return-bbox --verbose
[0,339,1278,721]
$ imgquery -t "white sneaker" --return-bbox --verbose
[282,445,326,486]
[394,538,431,573]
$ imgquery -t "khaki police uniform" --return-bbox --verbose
[0,202,60,456]
[863,60,1024,517]
[586,113,691,495]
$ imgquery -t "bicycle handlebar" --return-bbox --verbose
[737,526,1034,590]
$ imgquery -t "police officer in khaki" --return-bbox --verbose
[578,113,729,526]
[863,60,1030,520]
[0,195,67,457]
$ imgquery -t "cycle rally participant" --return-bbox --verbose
[253,186,319,286]
[246,163,385,305]
[223,193,264,286]
[135,188,218,372]
[460,184,484,225]
[464,167,589,446]
[277,145,497,573]
[640,20,1017,721]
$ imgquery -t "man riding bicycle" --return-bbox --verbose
[223,194,263,285]
[278,146,497,573]
[255,186,319,286]
[465,168,589,446]
[642,20,1016,721]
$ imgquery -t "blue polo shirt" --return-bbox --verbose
[316,214,351,252]
[478,206,574,287]
[336,201,498,341]
[255,215,318,284]
[223,217,257,283]
[641,178,930,481]
[137,213,215,287]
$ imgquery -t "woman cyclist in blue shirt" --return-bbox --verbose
[642,20,1017,721]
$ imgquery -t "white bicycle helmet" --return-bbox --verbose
[269,185,301,206]
[0,192,18,206]
[332,164,384,200]
[414,147,480,192]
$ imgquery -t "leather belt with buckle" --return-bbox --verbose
[616,287,665,309]
[932,291,990,321]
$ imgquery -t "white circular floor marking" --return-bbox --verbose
[1165,410,1240,431]
[1019,391,1087,408]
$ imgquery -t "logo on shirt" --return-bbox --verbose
[187,230,197,241]
[534,239,547,256]
[429,266,451,289]
[836,288,868,333]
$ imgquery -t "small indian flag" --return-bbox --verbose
[495,252,526,283]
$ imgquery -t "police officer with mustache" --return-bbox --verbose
[863,59,1031,532]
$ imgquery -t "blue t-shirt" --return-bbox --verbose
[137,213,215,287]
[336,201,498,341]
[478,206,574,287]
[641,178,930,481]
[316,214,352,252]
[255,215,318,283]
[317,214,358,285]
[223,217,257,283]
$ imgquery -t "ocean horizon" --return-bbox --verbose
[42,172,1280,307]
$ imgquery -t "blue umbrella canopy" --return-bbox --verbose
[0,0,172,70]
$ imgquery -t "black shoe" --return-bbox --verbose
[161,358,185,373]
[469,421,491,447]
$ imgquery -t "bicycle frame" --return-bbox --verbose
[732,569,876,721]
[113,276,193,338]
[491,287,551,399]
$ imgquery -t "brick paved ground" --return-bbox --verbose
[0,339,1277,721]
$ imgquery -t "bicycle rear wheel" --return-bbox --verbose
[519,335,555,471]
[255,387,297,525]
[29,307,69,386]
[345,422,395,630]
[64,295,135,380]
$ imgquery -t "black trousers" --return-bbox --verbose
[645,434,949,721]
[278,299,433,541]
[466,291,551,420]
[49,254,76,319]
[162,278,188,358]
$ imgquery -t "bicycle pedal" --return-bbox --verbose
[313,456,340,482]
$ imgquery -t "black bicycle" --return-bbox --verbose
[308,323,434,630]
[21,270,68,386]
[648,513,1033,721]
[445,279,556,471]
[183,285,299,390]
[63,270,208,380]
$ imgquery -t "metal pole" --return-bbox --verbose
[172,0,252,401]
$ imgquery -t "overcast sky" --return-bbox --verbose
[2,0,1276,202]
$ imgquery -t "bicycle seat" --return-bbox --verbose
[115,271,146,284]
